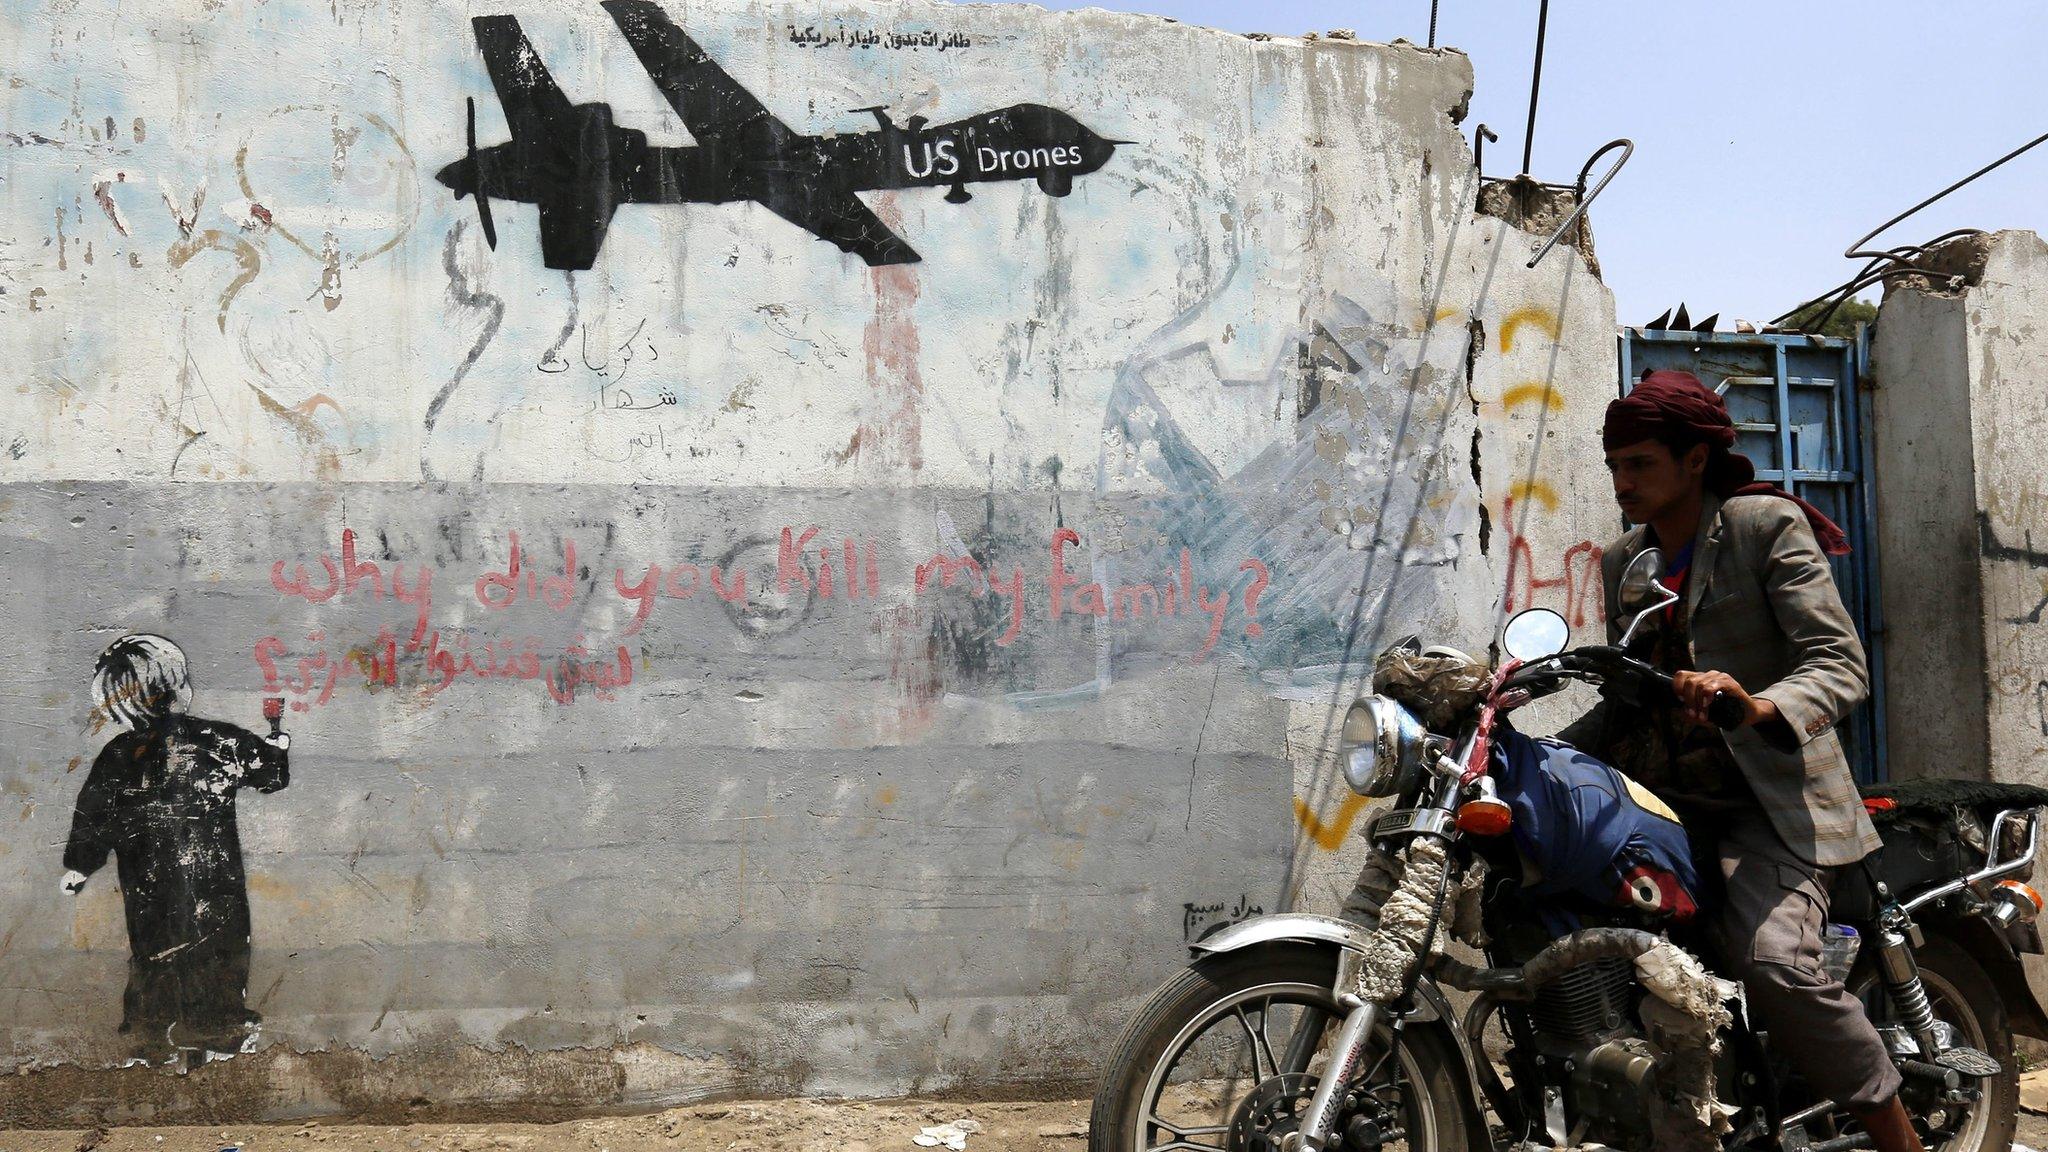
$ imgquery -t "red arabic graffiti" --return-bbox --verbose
[252,630,632,709]
[266,529,642,708]
[1499,496,1605,627]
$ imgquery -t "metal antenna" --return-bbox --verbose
[1428,0,1440,48]
[1521,0,1550,176]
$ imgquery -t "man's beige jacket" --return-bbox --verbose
[1557,491,1882,867]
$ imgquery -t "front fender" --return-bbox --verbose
[1192,913,1494,1149]
[1191,912,1373,958]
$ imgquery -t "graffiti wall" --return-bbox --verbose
[0,0,1618,1121]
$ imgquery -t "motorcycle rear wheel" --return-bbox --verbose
[1087,941,1476,1152]
[1845,936,2018,1152]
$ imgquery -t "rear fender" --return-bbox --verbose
[1939,914,2048,1041]
[1193,913,1493,1148]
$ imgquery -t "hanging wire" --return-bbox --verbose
[1281,160,1506,905]
[1772,127,2048,331]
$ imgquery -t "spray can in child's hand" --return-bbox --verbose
[262,696,284,738]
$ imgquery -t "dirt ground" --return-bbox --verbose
[0,1097,1095,1152]
[5,1096,2044,1152]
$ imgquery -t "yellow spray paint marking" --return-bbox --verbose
[1506,479,1561,511]
[1294,793,1371,852]
[1497,382,1566,413]
[1430,306,1466,327]
[1499,307,1561,354]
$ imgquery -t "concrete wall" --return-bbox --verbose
[0,0,1619,1123]
[1871,229,2048,788]
[1871,228,2048,1028]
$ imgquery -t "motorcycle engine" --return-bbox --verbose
[1525,957,1658,1150]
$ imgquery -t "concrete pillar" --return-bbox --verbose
[1871,229,2048,788]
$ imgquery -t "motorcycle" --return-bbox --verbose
[1090,547,2048,1152]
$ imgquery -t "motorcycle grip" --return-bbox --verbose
[1638,661,1747,731]
[1706,691,1746,730]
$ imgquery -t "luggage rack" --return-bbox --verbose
[1902,807,2042,914]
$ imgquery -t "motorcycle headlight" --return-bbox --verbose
[1340,696,1430,797]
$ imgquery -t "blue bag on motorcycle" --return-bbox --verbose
[1490,728,1701,926]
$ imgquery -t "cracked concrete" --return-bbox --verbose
[1477,176,1601,278]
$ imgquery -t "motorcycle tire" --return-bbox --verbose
[1088,941,1477,1152]
[1848,935,2018,1152]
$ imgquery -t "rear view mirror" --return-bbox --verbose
[1617,548,1682,649]
[1502,608,1570,662]
[1619,549,1667,611]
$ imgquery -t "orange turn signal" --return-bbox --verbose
[1455,797,1513,837]
[1998,880,2044,916]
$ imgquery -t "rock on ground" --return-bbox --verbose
[2024,1067,2048,1116]
[2021,1107,2048,1150]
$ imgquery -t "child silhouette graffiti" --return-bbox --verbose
[61,635,290,1056]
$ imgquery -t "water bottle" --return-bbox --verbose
[1820,923,1861,983]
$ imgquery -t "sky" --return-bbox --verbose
[967,0,2048,326]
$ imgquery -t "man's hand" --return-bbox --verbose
[60,870,87,895]
[1671,670,1777,729]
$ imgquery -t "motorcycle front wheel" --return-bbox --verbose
[1088,941,1476,1152]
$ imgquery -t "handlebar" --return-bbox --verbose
[1524,647,1747,731]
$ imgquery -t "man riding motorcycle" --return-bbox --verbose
[1098,365,2042,1152]
[1336,367,1915,1146]
[1549,369,1918,1152]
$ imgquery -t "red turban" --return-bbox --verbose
[1603,369,1851,556]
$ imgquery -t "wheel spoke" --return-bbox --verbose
[1234,1004,1278,1082]
[1148,1117,1231,1137]
[1256,998,1281,1080]
[1280,1007,1329,1074]
[1137,980,1342,1152]
[1145,1114,1230,1152]
[1356,1040,1396,1090]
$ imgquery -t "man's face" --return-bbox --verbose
[1604,438,1707,526]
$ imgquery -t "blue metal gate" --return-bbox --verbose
[1618,327,1887,784]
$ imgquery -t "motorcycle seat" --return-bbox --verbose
[1859,778,2048,823]
[1827,780,2048,923]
